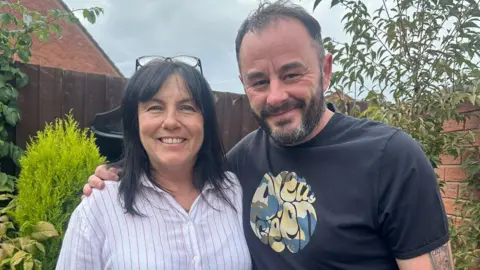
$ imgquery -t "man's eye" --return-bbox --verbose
[253,80,269,87]
[285,74,301,80]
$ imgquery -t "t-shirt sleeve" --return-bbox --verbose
[377,130,450,260]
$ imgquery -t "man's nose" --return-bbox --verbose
[266,79,288,106]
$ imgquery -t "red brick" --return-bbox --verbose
[464,111,480,130]
[457,104,480,113]
[435,167,445,181]
[440,154,462,165]
[442,182,459,199]
[443,198,465,216]
[444,166,469,182]
[468,266,479,270]
[2,0,122,77]
[443,198,455,215]
[443,119,465,132]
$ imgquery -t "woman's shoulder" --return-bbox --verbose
[89,181,120,201]
[79,181,121,217]
[220,171,244,200]
[223,171,241,188]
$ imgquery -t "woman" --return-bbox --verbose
[56,59,252,269]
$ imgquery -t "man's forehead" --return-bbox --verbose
[240,20,314,59]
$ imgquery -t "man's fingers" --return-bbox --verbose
[82,183,92,197]
[107,167,120,180]
[95,164,119,181]
[88,175,105,189]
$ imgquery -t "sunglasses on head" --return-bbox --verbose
[135,55,203,74]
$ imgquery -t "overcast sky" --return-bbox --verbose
[63,0,357,94]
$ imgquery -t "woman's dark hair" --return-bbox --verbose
[113,60,234,215]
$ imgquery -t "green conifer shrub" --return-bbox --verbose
[12,113,106,268]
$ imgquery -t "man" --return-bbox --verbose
[84,1,453,269]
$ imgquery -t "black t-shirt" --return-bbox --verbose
[227,112,449,270]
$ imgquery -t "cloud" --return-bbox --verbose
[64,0,349,94]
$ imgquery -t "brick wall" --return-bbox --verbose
[439,104,480,226]
[4,0,122,77]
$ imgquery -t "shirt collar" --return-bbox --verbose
[139,173,234,194]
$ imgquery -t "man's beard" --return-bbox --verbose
[253,85,325,146]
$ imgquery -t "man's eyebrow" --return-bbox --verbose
[279,61,307,72]
[245,71,267,81]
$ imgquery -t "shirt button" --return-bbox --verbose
[193,256,200,263]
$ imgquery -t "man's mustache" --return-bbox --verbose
[260,98,305,118]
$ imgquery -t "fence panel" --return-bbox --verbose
[15,64,258,155]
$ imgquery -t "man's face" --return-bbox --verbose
[238,18,332,145]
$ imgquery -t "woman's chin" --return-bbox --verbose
[152,157,194,170]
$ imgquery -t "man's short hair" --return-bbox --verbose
[235,0,325,69]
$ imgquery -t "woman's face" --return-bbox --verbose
[138,73,204,171]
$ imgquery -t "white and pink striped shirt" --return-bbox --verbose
[56,172,252,270]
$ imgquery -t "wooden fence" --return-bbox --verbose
[15,63,258,157]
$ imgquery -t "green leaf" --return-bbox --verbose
[0,13,14,26]
[2,105,20,126]
[49,23,62,36]
[34,242,45,254]
[36,30,49,42]
[0,172,7,186]
[16,71,28,88]
[10,250,27,268]
[313,0,323,10]
[24,257,34,270]
[30,221,59,241]
[9,143,23,166]
[331,0,341,8]
[461,21,478,29]
[1,243,15,257]
[83,10,96,24]
[0,221,14,236]
[0,194,14,201]
[17,50,32,63]
[17,34,32,46]
[0,85,16,104]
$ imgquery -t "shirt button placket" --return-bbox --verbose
[187,220,201,267]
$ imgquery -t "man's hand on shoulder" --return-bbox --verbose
[396,241,454,270]
[81,164,120,198]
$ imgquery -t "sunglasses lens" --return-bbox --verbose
[137,56,165,67]
[172,56,198,67]
[136,56,201,73]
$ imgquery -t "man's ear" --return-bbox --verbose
[322,53,333,92]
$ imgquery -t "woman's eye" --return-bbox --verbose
[181,105,196,112]
[147,106,163,111]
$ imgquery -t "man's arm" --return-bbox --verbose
[396,241,454,270]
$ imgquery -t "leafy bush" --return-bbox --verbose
[12,113,106,269]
